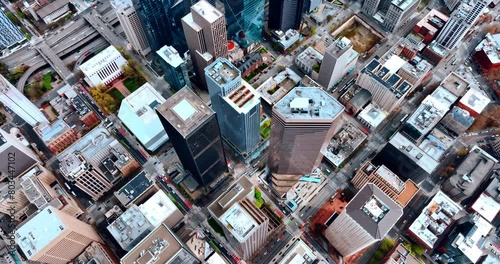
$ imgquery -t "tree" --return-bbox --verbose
[326,15,333,23]
[5,12,20,26]
[90,88,117,113]
[457,148,468,156]
[121,64,136,78]
[254,188,262,200]
[67,61,77,69]
[411,244,425,256]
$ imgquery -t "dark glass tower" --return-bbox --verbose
[223,0,264,42]
[268,0,305,31]
[156,88,227,188]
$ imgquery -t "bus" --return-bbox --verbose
[400,113,409,124]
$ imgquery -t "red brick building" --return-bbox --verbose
[473,33,500,71]
[34,119,80,154]
[413,9,449,44]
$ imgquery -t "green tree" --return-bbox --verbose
[411,244,425,256]
[254,188,262,200]
[121,63,137,78]
[5,12,20,25]
[90,88,117,113]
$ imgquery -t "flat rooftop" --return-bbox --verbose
[453,214,492,263]
[219,203,258,242]
[223,80,260,114]
[257,67,301,105]
[376,165,405,192]
[34,118,71,144]
[115,171,153,206]
[107,205,153,250]
[391,0,417,10]
[80,45,125,75]
[139,190,179,227]
[459,88,491,114]
[277,238,316,264]
[389,132,439,174]
[475,33,500,65]
[274,87,344,120]
[408,192,461,248]
[406,92,455,135]
[208,176,253,218]
[419,128,454,161]
[295,46,323,68]
[358,103,388,128]
[323,122,367,166]
[157,46,184,68]
[121,224,197,264]
[156,88,214,138]
[471,193,500,222]
[191,0,223,23]
[205,58,240,85]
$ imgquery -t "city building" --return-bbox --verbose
[413,9,449,44]
[435,0,488,50]
[157,45,191,91]
[325,183,403,257]
[318,38,359,89]
[208,177,272,260]
[473,33,500,71]
[205,58,261,155]
[182,0,228,87]
[322,122,368,167]
[362,0,419,32]
[138,190,184,228]
[305,0,322,13]
[294,46,324,76]
[435,213,493,264]
[114,170,156,207]
[107,205,154,251]
[235,52,263,78]
[15,206,103,264]
[400,87,458,142]
[383,243,422,264]
[356,58,413,113]
[35,0,70,24]
[441,147,497,203]
[117,83,169,152]
[71,96,100,128]
[422,40,448,65]
[470,192,500,223]
[443,0,462,11]
[457,87,491,117]
[269,236,321,263]
[268,0,305,31]
[156,87,227,188]
[352,162,419,207]
[407,191,462,249]
[268,87,344,194]
[0,128,39,179]
[272,29,300,50]
[256,67,302,113]
[34,119,80,154]
[80,45,127,87]
[344,88,372,115]
[0,74,49,126]
[0,9,26,50]
[439,72,470,97]
[120,223,199,264]
[438,106,475,137]
[58,125,140,200]
[72,242,120,264]
[357,103,389,130]
[418,127,455,161]
[111,0,151,57]
[224,0,264,42]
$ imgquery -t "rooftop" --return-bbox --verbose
[80,46,125,75]
[115,171,153,207]
[389,132,439,174]
[345,184,403,239]
[36,0,69,18]
[391,0,418,10]
[386,243,421,264]
[475,33,500,64]
[452,214,493,263]
[117,83,169,151]
[73,242,118,264]
[295,46,323,69]
[408,192,462,248]
[274,87,344,120]
[156,88,214,138]
[459,88,491,114]
[33,118,71,144]
[110,0,133,9]
[416,9,449,32]
[121,224,197,264]
[157,46,185,68]
[323,122,367,166]
[208,176,253,218]
[107,205,153,251]
[362,59,412,97]
[139,190,179,227]
[277,238,316,264]
[419,128,454,160]
[219,203,258,241]
[205,58,240,85]
[222,80,261,114]
[471,193,500,222]
[15,207,66,258]
[191,0,223,23]
[257,67,301,105]
[440,72,470,97]
[358,103,388,128]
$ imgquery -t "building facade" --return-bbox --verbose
[318,37,358,89]
[268,87,344,194]
[156,87,227,188]
[111,0,151,57]
[383,0,420,32]
[473,33,500,71]
[34,119,80,154]
[224,0,264,42]
[182,0,228,87]
[0,9,26,49]
[157,45,191,91]
[79,45,127,87]
[268,0,305,31]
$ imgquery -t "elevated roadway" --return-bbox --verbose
[34,41,74,83]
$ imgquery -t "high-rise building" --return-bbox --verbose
[224,0,265,42]
[361,0,419,32]
[305,0,322,13]
[0,10,26,49]
[435,0,487,50]
[268,87,344,194]
[208,177,271,260]
[0,74,49,126]
[318,37,358,89]
[205,58,261,155]
[268,0,305,31]
[443,0,462,11]
[0,128,39,179]
[324,183,403,257]
[157,46,192,91]
[15,206,103,264]
[156,87,227,188]
[111,0,151,57]
[182,0,228,87]
[107,205,154,251]
[74,242,120,264]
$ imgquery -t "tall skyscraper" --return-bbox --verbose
[361,0,419,32]
[0,128,39,179]
[111,0,151,57]
[157,45,192,91]
[156,87,227,188]
[268,0,305,31]
[15,206,103,264]
[205,58,261,155]
[0,74,49,126]
[224,0,265,41]
[0,10,26,49]
[324,184,403,257]
[182,0,228,87]
[318,37,358,89]
[268,87,344,194]
[435,0,487,50]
